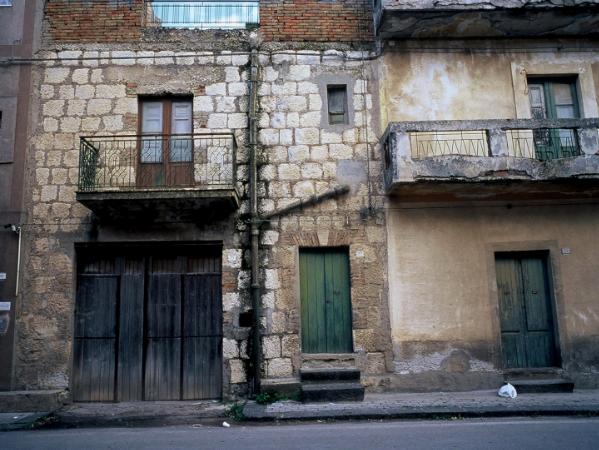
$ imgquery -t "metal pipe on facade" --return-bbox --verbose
[247,42,261,396]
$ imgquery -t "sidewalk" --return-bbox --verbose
[243,389,599,421]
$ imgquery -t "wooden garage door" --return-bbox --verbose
[73,246,222,402]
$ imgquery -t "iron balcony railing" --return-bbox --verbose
[144,0,259,29]
[78,133,236,192]
[382,119,599,162]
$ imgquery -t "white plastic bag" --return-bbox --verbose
[498,382,517,398]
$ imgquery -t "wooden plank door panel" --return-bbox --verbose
[117,274,144,401]
[324,251,353,353]
[182,273,223,400]
[145,273,182,400]
[521,258,557,367]
[73,275,118,401]
[144,338,182,401]
[300,251,327,353]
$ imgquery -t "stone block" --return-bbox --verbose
[261,230,280,246]
[228,82,247,96]
[298,82,319,94]
[60,117,81,133]
[267,358,293,378]
[278,163,300,180]
[230,359,247,384]
[207,113,227,129]
[175,54,195,65]
[58,86,74,100]
[263,335,281,359]
[45,68,70,84]
[113,97,137,115]
[71,68,89,84]
[270,112,286,129]
[308,94,322,111]
[223,338,239,359]
[288,145,309,161]
[264,269,280,289]
[112,51,136,65]
[287,65,311,81]
[271,82,297,96]
[232,54,249,66]
[272,53,295,64]
[215,96,237,112]
[280,129,293,145]
[295,128,319,145]
[81,117,101,132]
[67,99,86,116]
[297,52,320,65]
[96,84,126,99]
[281,335,299,358]
[286,112,300,128]
[90,69,103,83]
[259,129,280,146]
[206,83,227,96]
[40,85,55,100]
[193,96,214,113]
[87,99,112,116]
[264,67,279,82]
[155,51,174,65]
[75,85,95,99]
[228,113,248,129]
[223,292,240,311]
[300,111,321,127]
[280,96,307,112]
[293,180,315,197]
[224,249,243,269]
[43,100,65,117]
[321,130,343,144]
[41,185,58,202]
[43,118,58,133]
[301,163,323,179]
[136,51,155,65]
[225,67,240,82]
[103,115,124,132]
[329,143,353,159]
[311,145,328,160]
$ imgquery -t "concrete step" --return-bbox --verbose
[301,353,357,369]
[300,368,361,382]
[508,378,574,394]
[301,382,365,403]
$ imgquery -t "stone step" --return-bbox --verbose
[300,382,365,403]
[300,368,361,382]
[301,353,357,369]
[507,378,574,394]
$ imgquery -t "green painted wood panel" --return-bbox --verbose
[496,254,558,369]
[300,249,352,353]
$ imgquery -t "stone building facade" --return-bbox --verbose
[3,0,599,404]
[12,0,389,400]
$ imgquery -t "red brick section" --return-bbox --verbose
[45,0,144,43]
[260,0,373,42]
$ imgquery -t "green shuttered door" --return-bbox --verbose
[300,249,353,353]
[495,254,558,368]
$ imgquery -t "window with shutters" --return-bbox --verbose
[327,85,348,125]
[138,96,194,187]
[527,77,580,159]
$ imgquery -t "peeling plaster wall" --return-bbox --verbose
[380,40,599,124]
[386,202,599,389]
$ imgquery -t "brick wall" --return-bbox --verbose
[260,0,373,42]
[45,0,143,43]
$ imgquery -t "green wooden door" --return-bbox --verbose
[495,254,559,368]
[300,249,353,353]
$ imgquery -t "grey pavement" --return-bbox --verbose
[3,417,599,449]
[244,389,599,420]
[0,412,49,431]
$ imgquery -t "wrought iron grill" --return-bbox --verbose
[507,128,581,160]
[145,0,259,29]
[78,133,236,192]
[411,131,490,158]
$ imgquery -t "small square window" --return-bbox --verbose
[327,85,348,125]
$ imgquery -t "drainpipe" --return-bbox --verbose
[247,39,261,396]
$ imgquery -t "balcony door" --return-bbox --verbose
[138,98,193,188]
[528,78,580,160]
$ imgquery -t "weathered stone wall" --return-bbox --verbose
[19,43,391,395]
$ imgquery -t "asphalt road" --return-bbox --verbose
[2,417,599,450]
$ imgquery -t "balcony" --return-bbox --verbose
[381,118,599,203]
[374,1,599,39]
[144,0,259,30]
[76,133,239,221]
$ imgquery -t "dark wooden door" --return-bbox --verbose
[73,247,222,402]
[300,249,353,353]
[496,254,559,369]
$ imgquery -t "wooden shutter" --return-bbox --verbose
[327,86,348,125]
[528,84,547,119]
